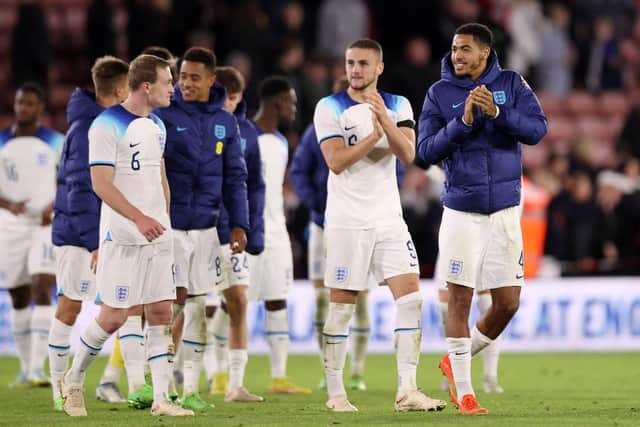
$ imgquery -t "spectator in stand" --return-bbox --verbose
[585,17,624,92]
[538,2,573,95]
[506,0,543,80]
[316,0,369,59]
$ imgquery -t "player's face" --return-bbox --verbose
[224,91,243,113]
[14,90,43,126]
[451,34,489,80]
[277,88,297,129]
[147,66,174,108]
[179,60,215,102]
[345,47,383,91]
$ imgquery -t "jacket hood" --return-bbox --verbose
[234,99,248,122]
[441,49,502,88]
[66,88,104,125]
[173,81,227,113]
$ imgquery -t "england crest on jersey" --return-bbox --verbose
[493,91,506,105]
[449,259,463,276]
[335,267,349,283]
[215,125,226,139]
[80,280,90,294]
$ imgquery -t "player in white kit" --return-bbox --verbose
[60,54,193,417]
[0,82,64,388]
[251,76,311,394]
[313,39,446,413]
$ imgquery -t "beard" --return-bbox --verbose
[349,76,375,91]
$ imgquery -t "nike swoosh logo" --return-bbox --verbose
[452,101,464,108]
[215,280,224,286]
[516,274,524,279]
[57,353,67,357]
[194,349,204,353]
[177,126,188,132]
[129,143,141,148]
[344,125,356,131]
[236,276,247,280]
[409,263,418,267]
[454,351,468,356]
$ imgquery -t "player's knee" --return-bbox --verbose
[9,285,31,309]
[265,299,286,311]
[494,299,520,318]
[145,303,173,325]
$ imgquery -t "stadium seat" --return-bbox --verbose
[566,91,598,116]
[545,115,575,142]
[537,92,566,116]
[599,91,630,117]
[576,116,614,142]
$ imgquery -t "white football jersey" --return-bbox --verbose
[0,127,63,226]
[256,129,289,244]
[89,104,170,246]
[313,90,414,229]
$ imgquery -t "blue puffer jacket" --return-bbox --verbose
[217,100,266,255]
[417,50,547,214]
[52,88,103,251]
[155,83,249,231]
[290,123,406,228]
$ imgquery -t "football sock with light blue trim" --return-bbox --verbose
[394,291,422,393]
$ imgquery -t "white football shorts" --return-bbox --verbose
[213,243,250,293]
[308,222,325,281]
[56,245,96,301]
[173,227,221,296]
[0,224,56,289]
[248,238,293,301]
[438,206,524,291]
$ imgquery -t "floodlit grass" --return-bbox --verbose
[0,352,639,426]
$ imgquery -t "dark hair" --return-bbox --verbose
[17,82,46,102]
[347,38,383,60]
[128,54,171,91]
[259,75,292,101]
[455,23,493,47]
[182,46,216,72]
[216,66,245,94]
[91,56,129,97]
[142,46,175,61]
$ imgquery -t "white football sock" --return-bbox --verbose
[314,287,329,366]
[350,292,369,378]
[30,305,54,375]
[48,317,72,400]
[447,337,474,400]
[118,315,145,393]
[266,308,289,379]
[67,319,111,386]
[203,315,217,379]
[100,361,122,385]
[228,349,248,390]
[470,324,493,356]
[211,307,229,373]
[394,292,422,393]
[437,301,448,333]
[146,324,174,404]
[323,302,354,398]
[476,293,500,381]
[12,307,31,374]
[182,296,207,395]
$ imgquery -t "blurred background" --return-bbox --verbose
[0,0,639,281]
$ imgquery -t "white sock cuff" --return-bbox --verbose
[49,318,73,347]
[229,349,248,363]
[146,325,173,361]
[395,291,422,305]
[477,293,492,314]
[266,308,288,333]
[395,292,422,330]
[183,296,207,345]
[472,325,492,344]
[118,316,144,340]
[81,319,111,351]
[323,303,354,337]
[12,307,31,332]
[446,337,471,352]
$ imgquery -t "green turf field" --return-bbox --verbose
[0,353,639,426]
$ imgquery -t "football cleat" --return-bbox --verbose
[181,392,214,411]
[209,372,228,395]
[438,354,459,407]
[60,373,87,417]
[96,382,127,403]
[269,377,312,394]
[224,386,265,403]
[458,394,489,415]
[326,395,358,412]
[151,400,195,416]
[348,376,367,391]
[127,383,153,409]
[394,389,447,412]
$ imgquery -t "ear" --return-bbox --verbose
[377,60,384,76]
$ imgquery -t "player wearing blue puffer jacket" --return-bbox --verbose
[206,66,265,403]
[154,47,249,411]
[48,57,130,410]
[417,23,547,416]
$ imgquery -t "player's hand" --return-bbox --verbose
[8,200,28,215]
[364,92,393,128]
[471,85,498,118]
[90,249,98,274]
[230,227,247,254]
[41,204,53,226]
[133,214,166,242]
[463,91,477,125]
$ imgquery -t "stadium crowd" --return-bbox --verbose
[0,0,639,278]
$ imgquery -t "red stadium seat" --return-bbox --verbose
[576,116,615,142]
[545,115,575,142]
[566,91,598,116]
[537,92,566,116]
[599,91,630,117]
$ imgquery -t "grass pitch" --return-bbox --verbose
[0,352,638,426]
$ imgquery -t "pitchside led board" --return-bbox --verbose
[1,278,640,355]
